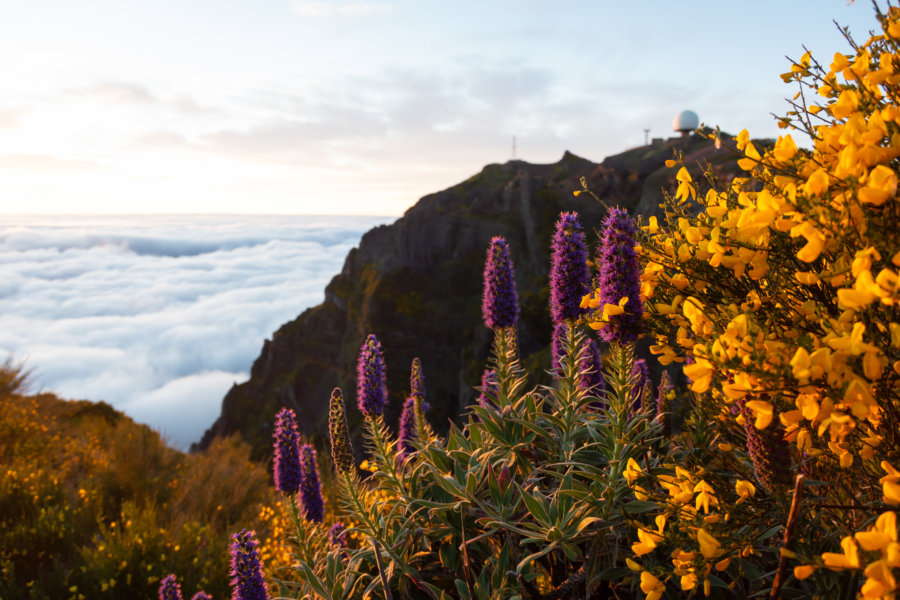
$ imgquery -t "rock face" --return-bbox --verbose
[196,135,736,459]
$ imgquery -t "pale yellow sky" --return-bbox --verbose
[0,0,880,215]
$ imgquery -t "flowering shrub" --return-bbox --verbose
[119,4,900,598]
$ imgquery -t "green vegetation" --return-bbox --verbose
[0,363,278,600]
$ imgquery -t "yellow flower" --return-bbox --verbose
[697,528,722,559]
[791,221,827,262]
[623,457,643,485]
[794,565,815,580]
[822,536,860,570]
[640,571,666,600]
[632,526,663,556]
[694,480,718,514]
[680,571,698,591]
[735,480,756,504]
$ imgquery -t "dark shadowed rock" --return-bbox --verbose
[195,135,738,459]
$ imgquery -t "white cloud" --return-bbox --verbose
[289,1,389,18]
[0,214,391,449]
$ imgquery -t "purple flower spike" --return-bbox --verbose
[579,337,605,397]
[482,236,519,329]
[328,521,347,548]
[596,207,643,342]
[398,396,417,458]
[272,408,302,496]
[550,212,590,324]
[551,322,567,371]
[229,530,269,600]
[299,444,324,523]
[357,334,388,417]
[738,397,792,491]
[159,574,183,600]
[657,370,674,428]
[477,368,499,408]
[191,594,212,600]
[410,357,426,399]
[630,359,650,409]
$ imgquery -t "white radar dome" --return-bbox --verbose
[673,110,700,133]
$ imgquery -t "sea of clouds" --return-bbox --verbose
[0,214,391,450]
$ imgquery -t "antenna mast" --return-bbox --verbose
[512,135,516,159]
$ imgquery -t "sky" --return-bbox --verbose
[0,214,389,448]
[0,1,882,216]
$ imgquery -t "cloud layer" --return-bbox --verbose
[0,214,390,449]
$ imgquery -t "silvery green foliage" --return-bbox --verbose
[275,319,665,600]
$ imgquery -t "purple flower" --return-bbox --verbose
[299,444,324,522]
[357,334,388,417]
[410,357,426,399]
[159,574,183,600]
[596,207,644,343]
[738,397,793,491]
[191,594,211,600]
[630,359,650,409]
[551,322,567,371]
[579,337,605,398]
[329,388,354,475]
[229,530,269,600]
[549,212,590,324]
[272,408,302,496]
[482,236,519,329]
[477,368,499,408]
[398,396,417,459]
[328,521,347,548]
[656,370,674,432]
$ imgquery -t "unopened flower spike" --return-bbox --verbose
[329,387,354,475]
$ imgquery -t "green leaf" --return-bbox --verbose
[576,516,602,532]
[623,500,660,514]
[597,567,631,580]
[519,487,550,525]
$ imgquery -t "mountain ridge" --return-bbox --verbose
[195,134,740,459]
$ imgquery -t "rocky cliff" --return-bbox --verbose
[195,133,739,459]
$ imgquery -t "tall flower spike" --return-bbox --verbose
[656,370,674,431]
[272,407,302,496]
[159,574,183,600]
[549,212,590,324]
[329,388,354,475]
[477,368,499,408]
[630,358,650,410]
[410,357,425,399]
[551,321,567,371]
[229,530,269,600]
[299,444,324,522]
[481,236,519,329]
[738,397,793,491]
[579,336,605,398]
[398,396,417,459]
[357,334,388,417]
[328,521,347,548]
[596,207,644,343]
